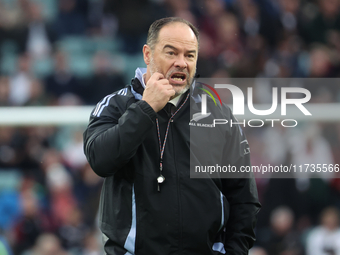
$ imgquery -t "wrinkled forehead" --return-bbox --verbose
[156,23,198,51]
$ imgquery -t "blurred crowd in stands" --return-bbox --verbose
[0,0,340,254]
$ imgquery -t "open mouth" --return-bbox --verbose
[170,73,187,82]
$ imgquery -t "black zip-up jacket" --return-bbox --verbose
[83,76,261,255]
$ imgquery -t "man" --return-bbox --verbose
[83,17,261,255]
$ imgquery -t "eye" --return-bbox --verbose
[187,54,195,58]
[167,51,175,56]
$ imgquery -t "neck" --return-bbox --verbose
[144,69,152,85]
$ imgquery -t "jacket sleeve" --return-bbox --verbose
[221,110,261,255]
[83,96,157,177]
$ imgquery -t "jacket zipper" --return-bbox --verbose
[171,117,183,254]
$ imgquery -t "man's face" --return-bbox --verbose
[144,22,198,97]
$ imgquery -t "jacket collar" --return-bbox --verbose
[131,77,144,97]
[135,67,147,88]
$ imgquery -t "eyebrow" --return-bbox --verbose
[163,44,197,54]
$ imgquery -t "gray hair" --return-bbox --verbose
[146,17,199,50]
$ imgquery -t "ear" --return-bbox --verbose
[143,44,152,65]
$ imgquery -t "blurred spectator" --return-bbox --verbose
[199,0,227,48]
[0,127,23,168]
[165,0,197,25]
[269,0,306,77]
[263,126,290,166]
[19,127,55,175]
[0,0,26,38]
[216,13,245,69]
[25,79,48,106]
[235,0,270,77]
[16,1,56,58]
[62,129,88,171]
[73,163,102,227]
[58,206,89,253]
[308,45,335,78]
[303,0,340,45]
[9,53,34,106]
[83,231,101,255]
[271,35,303,77]
[104,0,163,54]
[249,246,268,255]
[259,206,302,255]
[278,0,302,34]
[291,124,334,179]
[196,32,220,77]
[87,0,104,35]
[83,51,125,105]
[0,76,11,106]
[0,189,20,232]
[239,0,282,48]
[0,230,12,255]
[45,51,80,105]
[257,176,301,228]
[41,149,76,225]
[288,124,334,222]
[12,189,44,254]
[25,233,69,255]
[306,207,340,255]
[53,0,87,39]
[0,6,10,49]
[237,0,261,37]
[305,45,340,102]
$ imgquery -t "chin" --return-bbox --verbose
[172,84,190,97]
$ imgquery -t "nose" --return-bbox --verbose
[174,55,187,69]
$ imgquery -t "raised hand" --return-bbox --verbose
[142,72,175,112]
